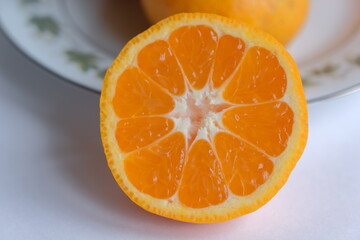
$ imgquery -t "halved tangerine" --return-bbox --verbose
[100,13,308,223]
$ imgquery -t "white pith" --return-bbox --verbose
[169,84,227,146]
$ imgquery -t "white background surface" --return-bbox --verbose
[1,29,360,239]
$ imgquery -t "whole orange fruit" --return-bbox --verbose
[140,0,309,44]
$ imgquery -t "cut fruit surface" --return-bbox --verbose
[100,13,308,223]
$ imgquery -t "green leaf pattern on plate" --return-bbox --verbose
[64,51,108,77]
[97,68,108,79]
[65,50,98,72]
[302,63,341,86]
[348,57,360,67]
[311,64,338,75]
[29,16,60,36]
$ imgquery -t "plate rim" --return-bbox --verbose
[0,21,100,95]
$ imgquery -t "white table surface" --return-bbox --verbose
[0,29,360,240]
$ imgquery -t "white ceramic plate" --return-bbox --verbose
[1,0,360,103]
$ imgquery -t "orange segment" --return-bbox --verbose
[112,67,175,118]
[137,40,185,95]
[212,35,245,88]
[214,132,274,196]
[124,132,186,199]
[178,140,228,208]
[168,25,218,89]
[223,47,287,104]
[222,102,294,157]
[116,117,174,153]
